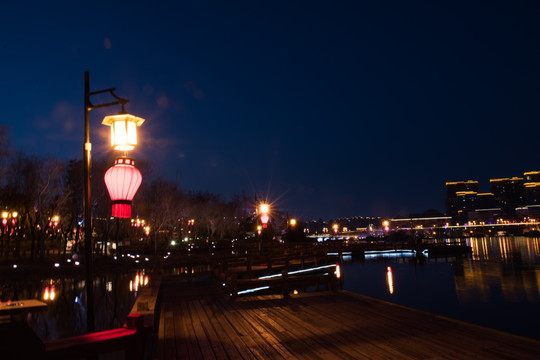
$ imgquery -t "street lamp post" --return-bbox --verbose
[83,71,133,332]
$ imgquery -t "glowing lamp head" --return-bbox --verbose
[102,113,145,151]
[104,157,143,218]
[259,203,269,215]
[290,218,297,227]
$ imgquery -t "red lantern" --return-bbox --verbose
[104,157,142,218]
[261,214,269,228]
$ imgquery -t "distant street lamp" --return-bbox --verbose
[83,71,144,332]
[259,203,270,228]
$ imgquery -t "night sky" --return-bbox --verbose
[2,1,540,220]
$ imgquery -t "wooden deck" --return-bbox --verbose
[156,279,540,359]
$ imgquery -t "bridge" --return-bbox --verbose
[308,220,540,240]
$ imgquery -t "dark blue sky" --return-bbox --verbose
[2,1,540,220]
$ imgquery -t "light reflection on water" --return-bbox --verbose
[0,271,142,340]
[342,236,540,340]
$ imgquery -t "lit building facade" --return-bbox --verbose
[524,171,540,206]
[489,177,525,217]
[445,171,540,223]
[446,180,479,221]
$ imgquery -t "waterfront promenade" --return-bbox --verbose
[156,278,540,359]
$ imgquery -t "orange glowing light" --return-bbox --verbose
[386,266,394,294]
[102,113,145,151]
[259,203,269,215]
[335,263,341,279]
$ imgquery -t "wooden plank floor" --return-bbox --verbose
[156,279,540,359]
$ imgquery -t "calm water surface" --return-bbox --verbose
[342,236,540,340]
[0,269,145,340]
[2,236,539,341]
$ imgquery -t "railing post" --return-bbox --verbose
[228,273,238,301]
[282,270,289,299]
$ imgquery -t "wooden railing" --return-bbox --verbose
[213,252,342,300]
[225,269,340,300]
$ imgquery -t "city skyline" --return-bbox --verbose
[3,1,540,220]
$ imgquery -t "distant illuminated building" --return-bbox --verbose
[446,180,478,221]
[390,215,451,230]
[476,192,496,209]
[524,171,540,182]
[524,171,540,206]
[467,192,501,224]
[490,177,525,218]
[445,172,540,224]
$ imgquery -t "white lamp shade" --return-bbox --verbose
[102,114,145,151]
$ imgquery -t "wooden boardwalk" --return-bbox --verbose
[156,279,540,359]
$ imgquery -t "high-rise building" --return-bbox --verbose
[523,171,540,205]
[445,180,478,220]
[445,171,540,223]
[489,177,525,217]
[524,171,540,182]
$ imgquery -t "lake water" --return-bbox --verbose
[0,269,144,340]
[2,236,539,342]
[341,236,540,340]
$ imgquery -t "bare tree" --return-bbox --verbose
[140,178,185,255]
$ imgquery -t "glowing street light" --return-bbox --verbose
[102,113,145,151]
[382,220,390,232]
[2,211,18,228]
[83,71,144,332]
[2,212,8,227]
[259,203,270,228]
[260,203,269,214]
[289,218,297,227]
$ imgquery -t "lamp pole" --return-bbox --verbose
[83,71,129,332]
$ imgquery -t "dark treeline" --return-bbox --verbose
[0,126,301,262]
